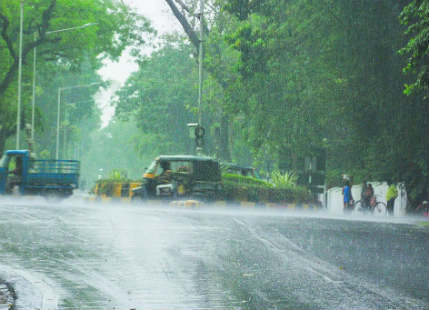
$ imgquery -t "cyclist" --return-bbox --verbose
[367,184,375,209]
[361,181,370,209]
[361,182,374,211]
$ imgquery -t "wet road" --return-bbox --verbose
[0,198,428,310]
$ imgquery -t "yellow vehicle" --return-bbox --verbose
[94,181,142,201]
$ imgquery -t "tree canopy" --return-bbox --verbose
[152,0,428,206]
[0,0,153,151]
[1,0,427,207]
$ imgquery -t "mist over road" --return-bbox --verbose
[0,198,428,310]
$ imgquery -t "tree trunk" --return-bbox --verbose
[0,130,8,154]
[220,113,231,161]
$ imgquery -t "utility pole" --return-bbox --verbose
[56,88,61,159]
[16,0,24,149]
[31,32,36,141]
[198,0,204,127]
[196,0,204,154]
[56,82,101,159]
[63,109,67,159]
[31,23,97,143]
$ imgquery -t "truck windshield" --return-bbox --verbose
[145,160,158,175]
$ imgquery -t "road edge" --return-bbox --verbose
[0,280,16,310]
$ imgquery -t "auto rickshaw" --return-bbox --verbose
[132,155,222,201]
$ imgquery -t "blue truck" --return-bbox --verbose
[0,150,80,197]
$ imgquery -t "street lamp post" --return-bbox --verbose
[16,0,24,149]
[31,32,36,141]
[59,99,92,159]
[56,87,61,159]
[56,82,101,159]
[31,23,97,142]
[197,0,204,154]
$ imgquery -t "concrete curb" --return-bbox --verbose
[87,196,321,210]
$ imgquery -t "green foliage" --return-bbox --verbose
[399,0,429,95]
[221,173,311,203]
[202,0,428,209]
[35,57,103,160]
[114,36,197,157]
[38,149,51,160]
[80,117,149,188]
[325,169,344,189]
[108,169,128,181]
[222,173,271,187]
[0,0,153,152]
[270,170,298,189]
[6,0,423,208]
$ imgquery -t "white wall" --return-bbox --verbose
[326,182,406,216]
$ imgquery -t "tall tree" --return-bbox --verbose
[0,0,153,152]
[400,0,429,96]
[216,0,429,205]
[164,0,234,160]
[400,0,429,204]
[115,38,197,156]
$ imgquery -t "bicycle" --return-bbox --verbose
[354,195,387,215]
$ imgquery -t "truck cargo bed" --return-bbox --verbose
[26,160,80,187]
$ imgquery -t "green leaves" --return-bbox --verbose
[271,170,298,189]
[400,0,429,96]
[207,0,429,207]
[0,0,154,153]
[114,37,197,156]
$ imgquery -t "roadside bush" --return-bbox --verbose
[270,170,298,188]
[222,173,272,187]
[221,173,311,203]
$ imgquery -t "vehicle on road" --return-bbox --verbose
[354,195,387,214]
[132,155,222,201]
[0,150,80,197]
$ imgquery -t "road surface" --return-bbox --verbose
[0,197,428,310]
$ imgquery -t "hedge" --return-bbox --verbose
[222,173,272,187]
[221,174,312,203]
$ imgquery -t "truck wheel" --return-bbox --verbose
[44,192,63,203]
[62,190,73,199]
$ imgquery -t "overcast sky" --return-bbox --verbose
[96,0,181,127]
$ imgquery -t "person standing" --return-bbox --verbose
[343,180,352,212]
[386,182,398,216]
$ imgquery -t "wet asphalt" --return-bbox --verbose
[0,198,427,310]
